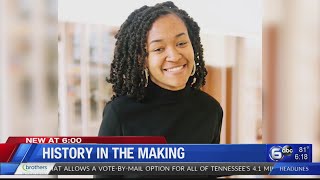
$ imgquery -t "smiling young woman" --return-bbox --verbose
[97,1,223,178]
[146,14,195,91]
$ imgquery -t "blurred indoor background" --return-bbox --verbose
[263,0,320,165]
[0,0,58,142]
[57,0,263,146]
[263,0,320,178]
[0,0,319,178]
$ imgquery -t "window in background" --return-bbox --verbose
[58,22,115,136]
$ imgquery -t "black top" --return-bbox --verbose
[96,81,223,178]
[98,81,223,144]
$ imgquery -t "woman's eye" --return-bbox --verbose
[153,48,164,52]
[177,42,188,47]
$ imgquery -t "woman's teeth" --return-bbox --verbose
[165,65,184,72]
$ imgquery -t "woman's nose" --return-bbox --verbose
[166,47,182,62]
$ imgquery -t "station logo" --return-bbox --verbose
[269,145,293,161]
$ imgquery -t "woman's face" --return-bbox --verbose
[146,14,194,91]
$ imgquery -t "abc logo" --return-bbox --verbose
[269,145,293,161]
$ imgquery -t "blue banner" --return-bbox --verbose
[0,163,20,175]
[10,144,311,163]
[266,144,312,162]
[270,163,320,175]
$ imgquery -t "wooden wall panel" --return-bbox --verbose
[202,65,233,144]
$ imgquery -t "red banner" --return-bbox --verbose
[5,136,167,144]
[0,144,19,162]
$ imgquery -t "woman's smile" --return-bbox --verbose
[163,64,187,74]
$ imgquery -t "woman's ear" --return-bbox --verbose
[144,57,149,69]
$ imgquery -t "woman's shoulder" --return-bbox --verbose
[105,96,135,110]
[191,88,223,112]
[103,95,139,114]
[107,96,136,106]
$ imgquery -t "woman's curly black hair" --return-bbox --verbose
[107,1,208,101]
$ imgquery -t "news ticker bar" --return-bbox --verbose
[1,162,320,175]
[1,144,312,163]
